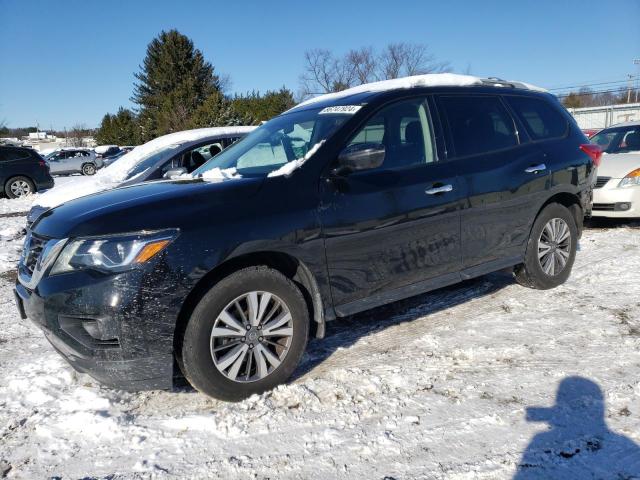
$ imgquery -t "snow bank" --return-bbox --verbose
[294,73,547,109]
[267,141,325,178]
[0,216,639,478]
[33,126,255,209]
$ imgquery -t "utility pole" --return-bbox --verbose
[627,74,633,103]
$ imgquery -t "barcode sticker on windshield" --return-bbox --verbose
[319,105,362,115]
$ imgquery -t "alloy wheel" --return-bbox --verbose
[10,180,32,197]
[83,164,96,175]
[210,291,293,383]
[537,217,571,276]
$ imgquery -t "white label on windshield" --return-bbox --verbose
[319,105,362,115]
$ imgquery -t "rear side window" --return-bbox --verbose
[438,95,517,157]
[506,96,568,140]
[0,149,31,161]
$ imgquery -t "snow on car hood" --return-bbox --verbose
[597,152,640,178]
[33,126,255,209]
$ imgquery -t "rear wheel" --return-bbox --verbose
[514,203,578,289]
[5,176,35,198]
[181,266,309,401]
[81,163,96,175]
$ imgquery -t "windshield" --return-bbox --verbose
[194,108,350,177]
[124,144,182,180]
[591,126,640,154]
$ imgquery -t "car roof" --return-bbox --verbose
[605,121,640,129]
[287,73,548,113]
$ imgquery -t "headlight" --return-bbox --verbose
[50,229,178,275]
[618,168,640,188]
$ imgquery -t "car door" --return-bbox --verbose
[435,94,549,273]
[319,97,464,314]
[47,152,66,174]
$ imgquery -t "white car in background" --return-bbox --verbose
[590,121,640,218]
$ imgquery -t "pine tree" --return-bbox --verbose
[132,29,220,141]
[231,88,296,123]
[95,108,140,145]
[189,91,252,128]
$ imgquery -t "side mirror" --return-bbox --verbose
[163,167,187,179]
[335,143,385,174]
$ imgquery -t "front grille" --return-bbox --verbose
[22,233,46,275]
[594,176,611,189]
[592,203,616,211]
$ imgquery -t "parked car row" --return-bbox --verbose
[26,126,254,223]
[14,74,601,401]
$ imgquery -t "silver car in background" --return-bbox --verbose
[45,148,103,175]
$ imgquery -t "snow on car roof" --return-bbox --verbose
[291,73,547,111]
[34,126,255,209]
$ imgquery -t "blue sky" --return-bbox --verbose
[1,0,638,129]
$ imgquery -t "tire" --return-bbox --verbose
[5,176,35,198]
[514,203,578,290]
[81,163,96,175]
[182,266,309,401]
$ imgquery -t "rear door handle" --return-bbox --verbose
[525,163,547,173]
[425,184,453,195]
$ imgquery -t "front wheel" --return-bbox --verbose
[181,266,309,401]
[514,203,578,290]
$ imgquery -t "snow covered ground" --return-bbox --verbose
[1,177,639,478]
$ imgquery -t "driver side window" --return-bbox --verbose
[347,98,435,170]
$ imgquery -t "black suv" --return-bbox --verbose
[14,76,597,400]
[1,146,54,198]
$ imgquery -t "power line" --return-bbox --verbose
[548,76,639,92]
[555,86,637,98]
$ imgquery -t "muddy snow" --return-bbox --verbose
[1,177,639,479]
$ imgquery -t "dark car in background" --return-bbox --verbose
[14,74,597,401]
[1,146,54,198]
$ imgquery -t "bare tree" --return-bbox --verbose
[67,123,90,147]
[299,49,355,97]
[380,42,450,79]
[299,43,451,99]
[346,47,377,84]
[218,73,233,95]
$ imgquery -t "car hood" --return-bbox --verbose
[597,152,640,178]
[32,177,264,239]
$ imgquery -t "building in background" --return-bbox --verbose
[568,103,640,130]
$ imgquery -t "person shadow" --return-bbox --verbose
[514,376,640,479]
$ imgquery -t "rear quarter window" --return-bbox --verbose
[438,95,518,158]
[506,96,568,140]
[0,149,31,161]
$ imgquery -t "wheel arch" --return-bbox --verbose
[173,250,326,364]
[535,191,584,237]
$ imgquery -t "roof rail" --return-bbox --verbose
[481,77,517,88]
[481,77,538,91]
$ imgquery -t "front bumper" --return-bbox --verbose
[14,265,180,391]
[592,179,640,218]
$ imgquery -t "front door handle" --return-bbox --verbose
[525,163,547,174]
[425,184,453,195]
